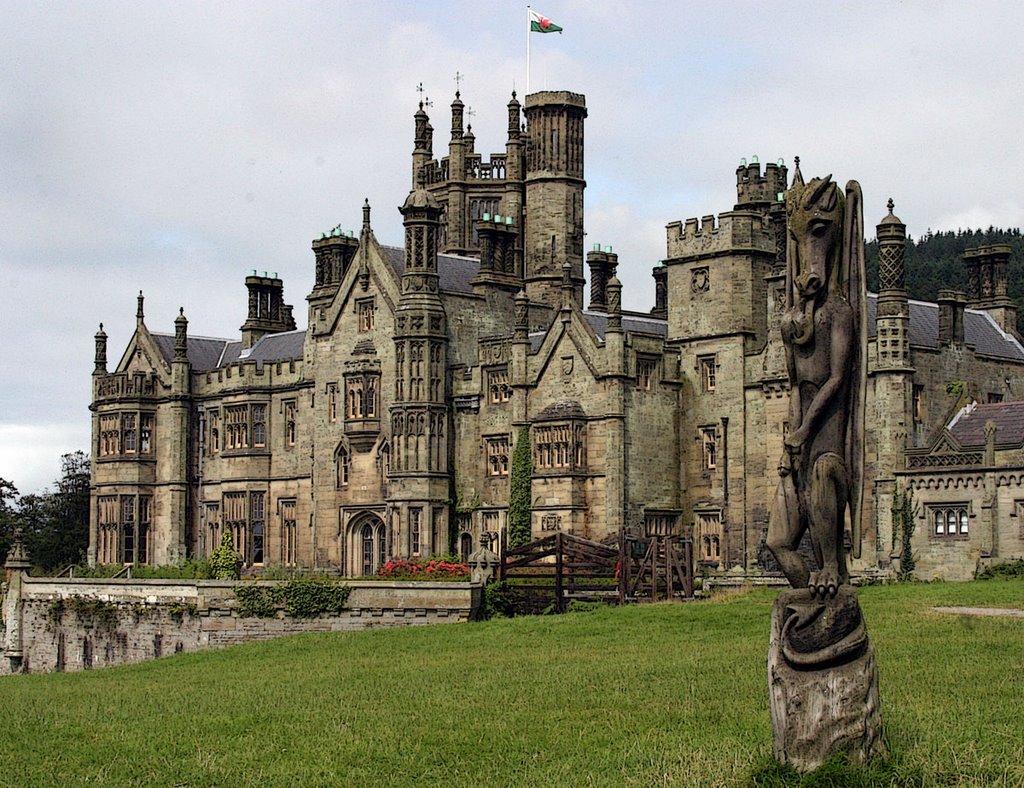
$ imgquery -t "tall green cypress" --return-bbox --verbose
[508,426,533,547]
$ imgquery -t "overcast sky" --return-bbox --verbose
[3,0,1022,494]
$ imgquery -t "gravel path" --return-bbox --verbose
[932,606,1024,618]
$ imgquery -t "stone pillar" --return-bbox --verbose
[3,530,32,673]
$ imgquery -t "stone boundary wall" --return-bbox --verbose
[1,575,480,676]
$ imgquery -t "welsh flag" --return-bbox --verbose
[529,9,563,33]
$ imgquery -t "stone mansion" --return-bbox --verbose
[89,88,1024,581]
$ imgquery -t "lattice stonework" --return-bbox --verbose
[878,243,904,291]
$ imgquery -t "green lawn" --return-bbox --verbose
[2,580,1022,787]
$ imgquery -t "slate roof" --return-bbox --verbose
[150,330,304,371]
[380,245,479,293]
[238,330,305,366]
[583,311,668,341]
[866,294,1024,362]
[151,333,236,372]
[948,401,1024,447]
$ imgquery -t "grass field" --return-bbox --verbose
[2,580,1022,786]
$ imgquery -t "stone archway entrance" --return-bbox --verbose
[349,511,387,577]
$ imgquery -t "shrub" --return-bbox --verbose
[210,532,240,580]
[976,559,1024,580]
[480,580,515,620]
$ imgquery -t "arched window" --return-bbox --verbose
[460,532,473,563]
[357,518,387,576]
[361,524,374,576]
[337,446,351,487]
[930,505,969,538]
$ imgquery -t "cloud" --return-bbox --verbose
[4,0,1024,492]
[0,424,92,496]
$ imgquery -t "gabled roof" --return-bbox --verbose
[380,245,479,293]
[866,294,1024,362]
[948,401,1024,447]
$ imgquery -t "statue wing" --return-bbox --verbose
[844,180,867,559]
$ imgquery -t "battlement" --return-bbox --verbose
[665,210,775,261]
[524,91,586,111]
[735,158,788,209]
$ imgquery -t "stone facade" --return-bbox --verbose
[88,90,1024,582]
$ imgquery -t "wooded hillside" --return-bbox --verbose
[866,227,1024,331]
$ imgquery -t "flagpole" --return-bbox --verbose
[526,5,531,95]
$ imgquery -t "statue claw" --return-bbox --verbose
[808,569,841,599]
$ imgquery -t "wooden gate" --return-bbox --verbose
[499,530,694,614]
[620,533,694,602]
[500,532,620,614]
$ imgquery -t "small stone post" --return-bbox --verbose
[467,536,500,585]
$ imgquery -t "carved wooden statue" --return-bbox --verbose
[766,166,884,772]
[769,169,865,596]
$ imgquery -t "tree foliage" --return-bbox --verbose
[0,451,90,572]
[866,226,1024,332]
[508,427,533,547]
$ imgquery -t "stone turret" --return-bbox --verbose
[412,100,431,188]
[523,91,587,309]
[503,92,525,276]
[875,199,911,369]
[389,173,451,558]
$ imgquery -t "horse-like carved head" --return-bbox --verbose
[787,175,843,304]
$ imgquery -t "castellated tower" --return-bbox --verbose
[389,175,451,558]
[523,91,587,308]
[661,159,785,572]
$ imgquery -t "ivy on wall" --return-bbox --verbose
[509,426,532,547]
[234,576,351,618]
[891,484,917,580]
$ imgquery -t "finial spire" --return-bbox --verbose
[363,198,372,230]
[136,291,144,326]
[887,197,895,215]
[791,156,804,188]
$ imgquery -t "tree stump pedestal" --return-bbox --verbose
[768,586,886,772]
